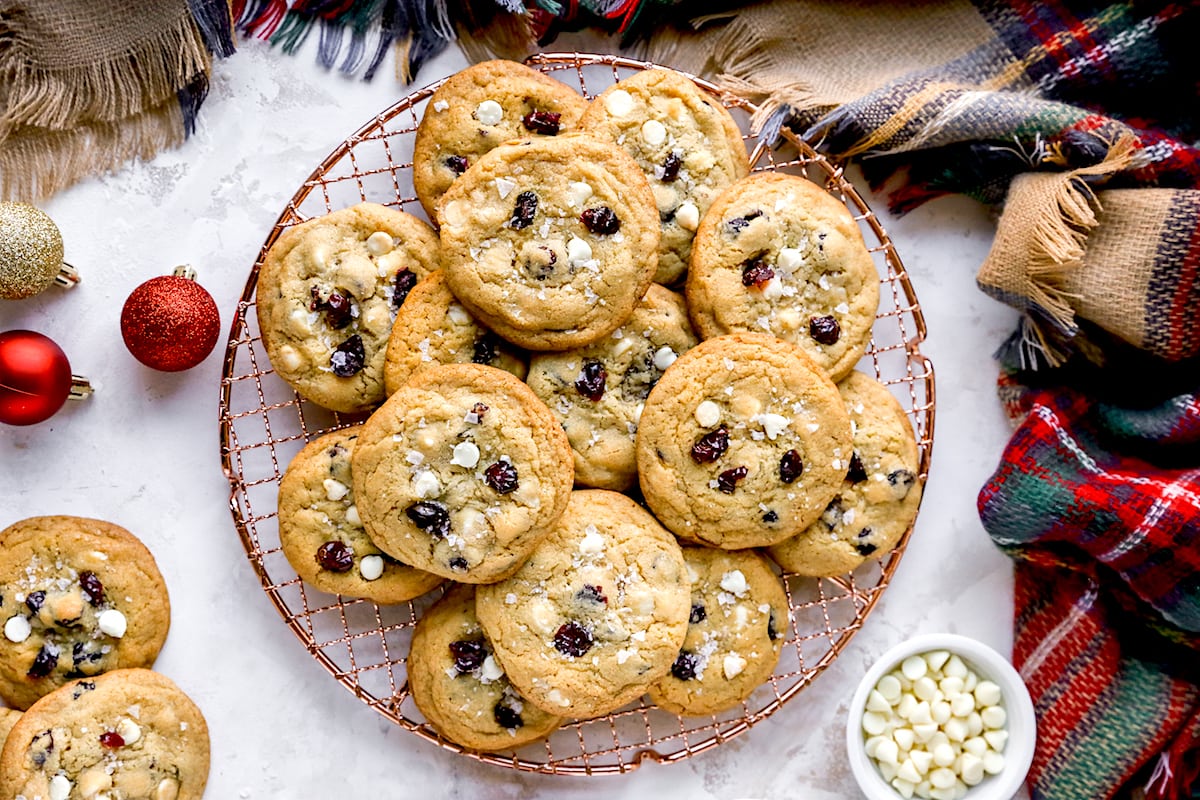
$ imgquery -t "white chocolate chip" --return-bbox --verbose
[897,757,921,784]
[723,653,747,679]
[442,200,468,228]
[567,237,592,265]
[776,247,803,271]
[866,689,892,713]
[323,478,349,501]
[359,555,384,581]
[604,89,634,117]
[875,738,900,766]
[479,654,504,683]
[719,569,749,596]
[451,441,481,469]
[924,650,951,672]
[981,705,1006,729]
[366,231,394,256]
[545,687,571,707]
[4,615,30,643]
[474,99,503,125]
[49,775,72,800]
[984,729,1008,752]
[412,469,441,499]
[944,655,968,679]
[579,525,605,555]
[877,674,902,702]
[432,100,449,112]
[494,176,518,199]
[652,346,677,370]
[97,609,127,638]
[950,694,974,718]
[641,119,667,146]
[902,655,928,680]
[116,717,142,745]
[862,711,888,736]
[752,412,790,440]
[447,304,471,325]
[694,400,721,427]
[567,181,593,208]
[894,728,916,751]
[974,680,1002,707]
[76,768,112,798]
[982,751,1006,775]
[345,504,362,527]
[675,201,700,231]
[913,676,938,701]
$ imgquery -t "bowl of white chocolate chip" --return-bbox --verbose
[846,634,1036,800]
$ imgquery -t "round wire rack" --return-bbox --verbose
[218,52,936,774]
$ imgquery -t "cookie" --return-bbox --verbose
[352,364,573,583]
[636,333,853,550]
[256,202,441,414]
[278,426,444,604]
[0,708,18,748]
[686,172,880,381]
[407,584,562,751]
[413,59,588,219]
[768,371,923,576]
[382,270,527,395]
[0,668,209,800]
[437,134,660,351]
[475,490,690,720]
[526,284,698,491]
[649,547,789,716]
[0,516,170,710]
[580,68,749,285]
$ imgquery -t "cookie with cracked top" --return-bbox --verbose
[650,546,788,716]
[0,516,170,710]
[413,59,588,220]
[580,68,749,285]
[407,583,562,751]
[686,172,879,381]
[351,364,573,583]
[437,134,659,351]
[636,332,853,549]
[0,668,209,800]
[768,370,922,576]
[278,426,444,603]
[475,490,691,720]
[526,284,698,491]
[256,202,441,414]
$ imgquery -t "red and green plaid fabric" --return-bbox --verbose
[979,373,1200,799]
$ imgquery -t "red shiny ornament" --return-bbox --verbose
[0,330,91,425]
[120,266,220,372]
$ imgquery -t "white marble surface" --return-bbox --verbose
[0,41,1022,799]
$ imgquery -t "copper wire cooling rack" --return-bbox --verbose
[219,52,936,774]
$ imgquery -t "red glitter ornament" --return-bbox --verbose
[0,330,92,425]
[120,266,220,372]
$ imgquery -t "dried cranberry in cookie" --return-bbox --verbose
[768,371,923,576]
[636,333,853,550]
[650,547,789,716]
[436,134,660,351]
[476,491,691,719]
[686,172,881,381]
[277,426,444,604]
[526,284,698,491]
[351,364,573,583]
[0,516,170,710]
[580,68,750,285]
[412,60,587,219]
[256,202,441,414]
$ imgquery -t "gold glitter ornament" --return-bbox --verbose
[0,201,80,300]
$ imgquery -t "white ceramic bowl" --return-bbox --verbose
[846,634,1036,800]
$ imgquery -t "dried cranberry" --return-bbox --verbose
[717,465,748,493]
[576,584,608,605]
[25,590,45,613]
[691,426,729,464]
[393,269,418,309]
[846,452,868,483]
[762,509,778,523]
[449,639,487,674]
[671,651,700,680]
[888,469,917,494]
[725,210,762,235]
[322,291,353,329]
[99,731,125,749]
[660,151,682,182]
[580,206,621,235]
[484,460,519,494]
[741,257,774,288]
[329,334,366,377]
[494,702,524,729]
[449,556,469,571]
[809,315,841,345]
[510,191,538,229]
[689,604,706,624]
[472,332,498,365]
[574,360,607,401]
[855,541,878,556]
[779,449,803,484]
[768,611,782,640]
[444,155,469,175]
[27,644,57,679]
[79,572,104,606]
[71,641,101,670]
[316,541,354,572]
[522,109,562,135]
[405,501,451,539]
[553,621,593,657]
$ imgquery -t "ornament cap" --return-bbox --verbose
[54,261,81,289]
[172,264,197,281]
[68,375,92,401]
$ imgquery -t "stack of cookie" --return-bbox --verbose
[0,516,210,798]
[260,59,923,753]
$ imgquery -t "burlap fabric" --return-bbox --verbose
[0,0,223,201]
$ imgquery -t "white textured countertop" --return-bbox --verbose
[0,41,1021,799]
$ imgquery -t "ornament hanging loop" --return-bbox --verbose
[54,261,81,289]
[172,264,197,281]
[69,374,92,400]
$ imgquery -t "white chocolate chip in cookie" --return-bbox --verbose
[675,201,700,232]
[4,614,30,643]
[451,441,481,469]
[652,346,677,371]
[641,119,667,146]
[604,89,634,117]
[474,99,503,125]
[442,200,468,228]
[694,400,721,427]
[97,608,127,638]
[567,237,593,266]
[77,767,113,798]
[155,778,181,800]
[49,775,72,800]
[447,304,471,325]
[323,478,349,501]
[567,181,593,208]
[116,717,142,744]
[723,653,747,679]
[366,231,394,256]
[359,555,384,581]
